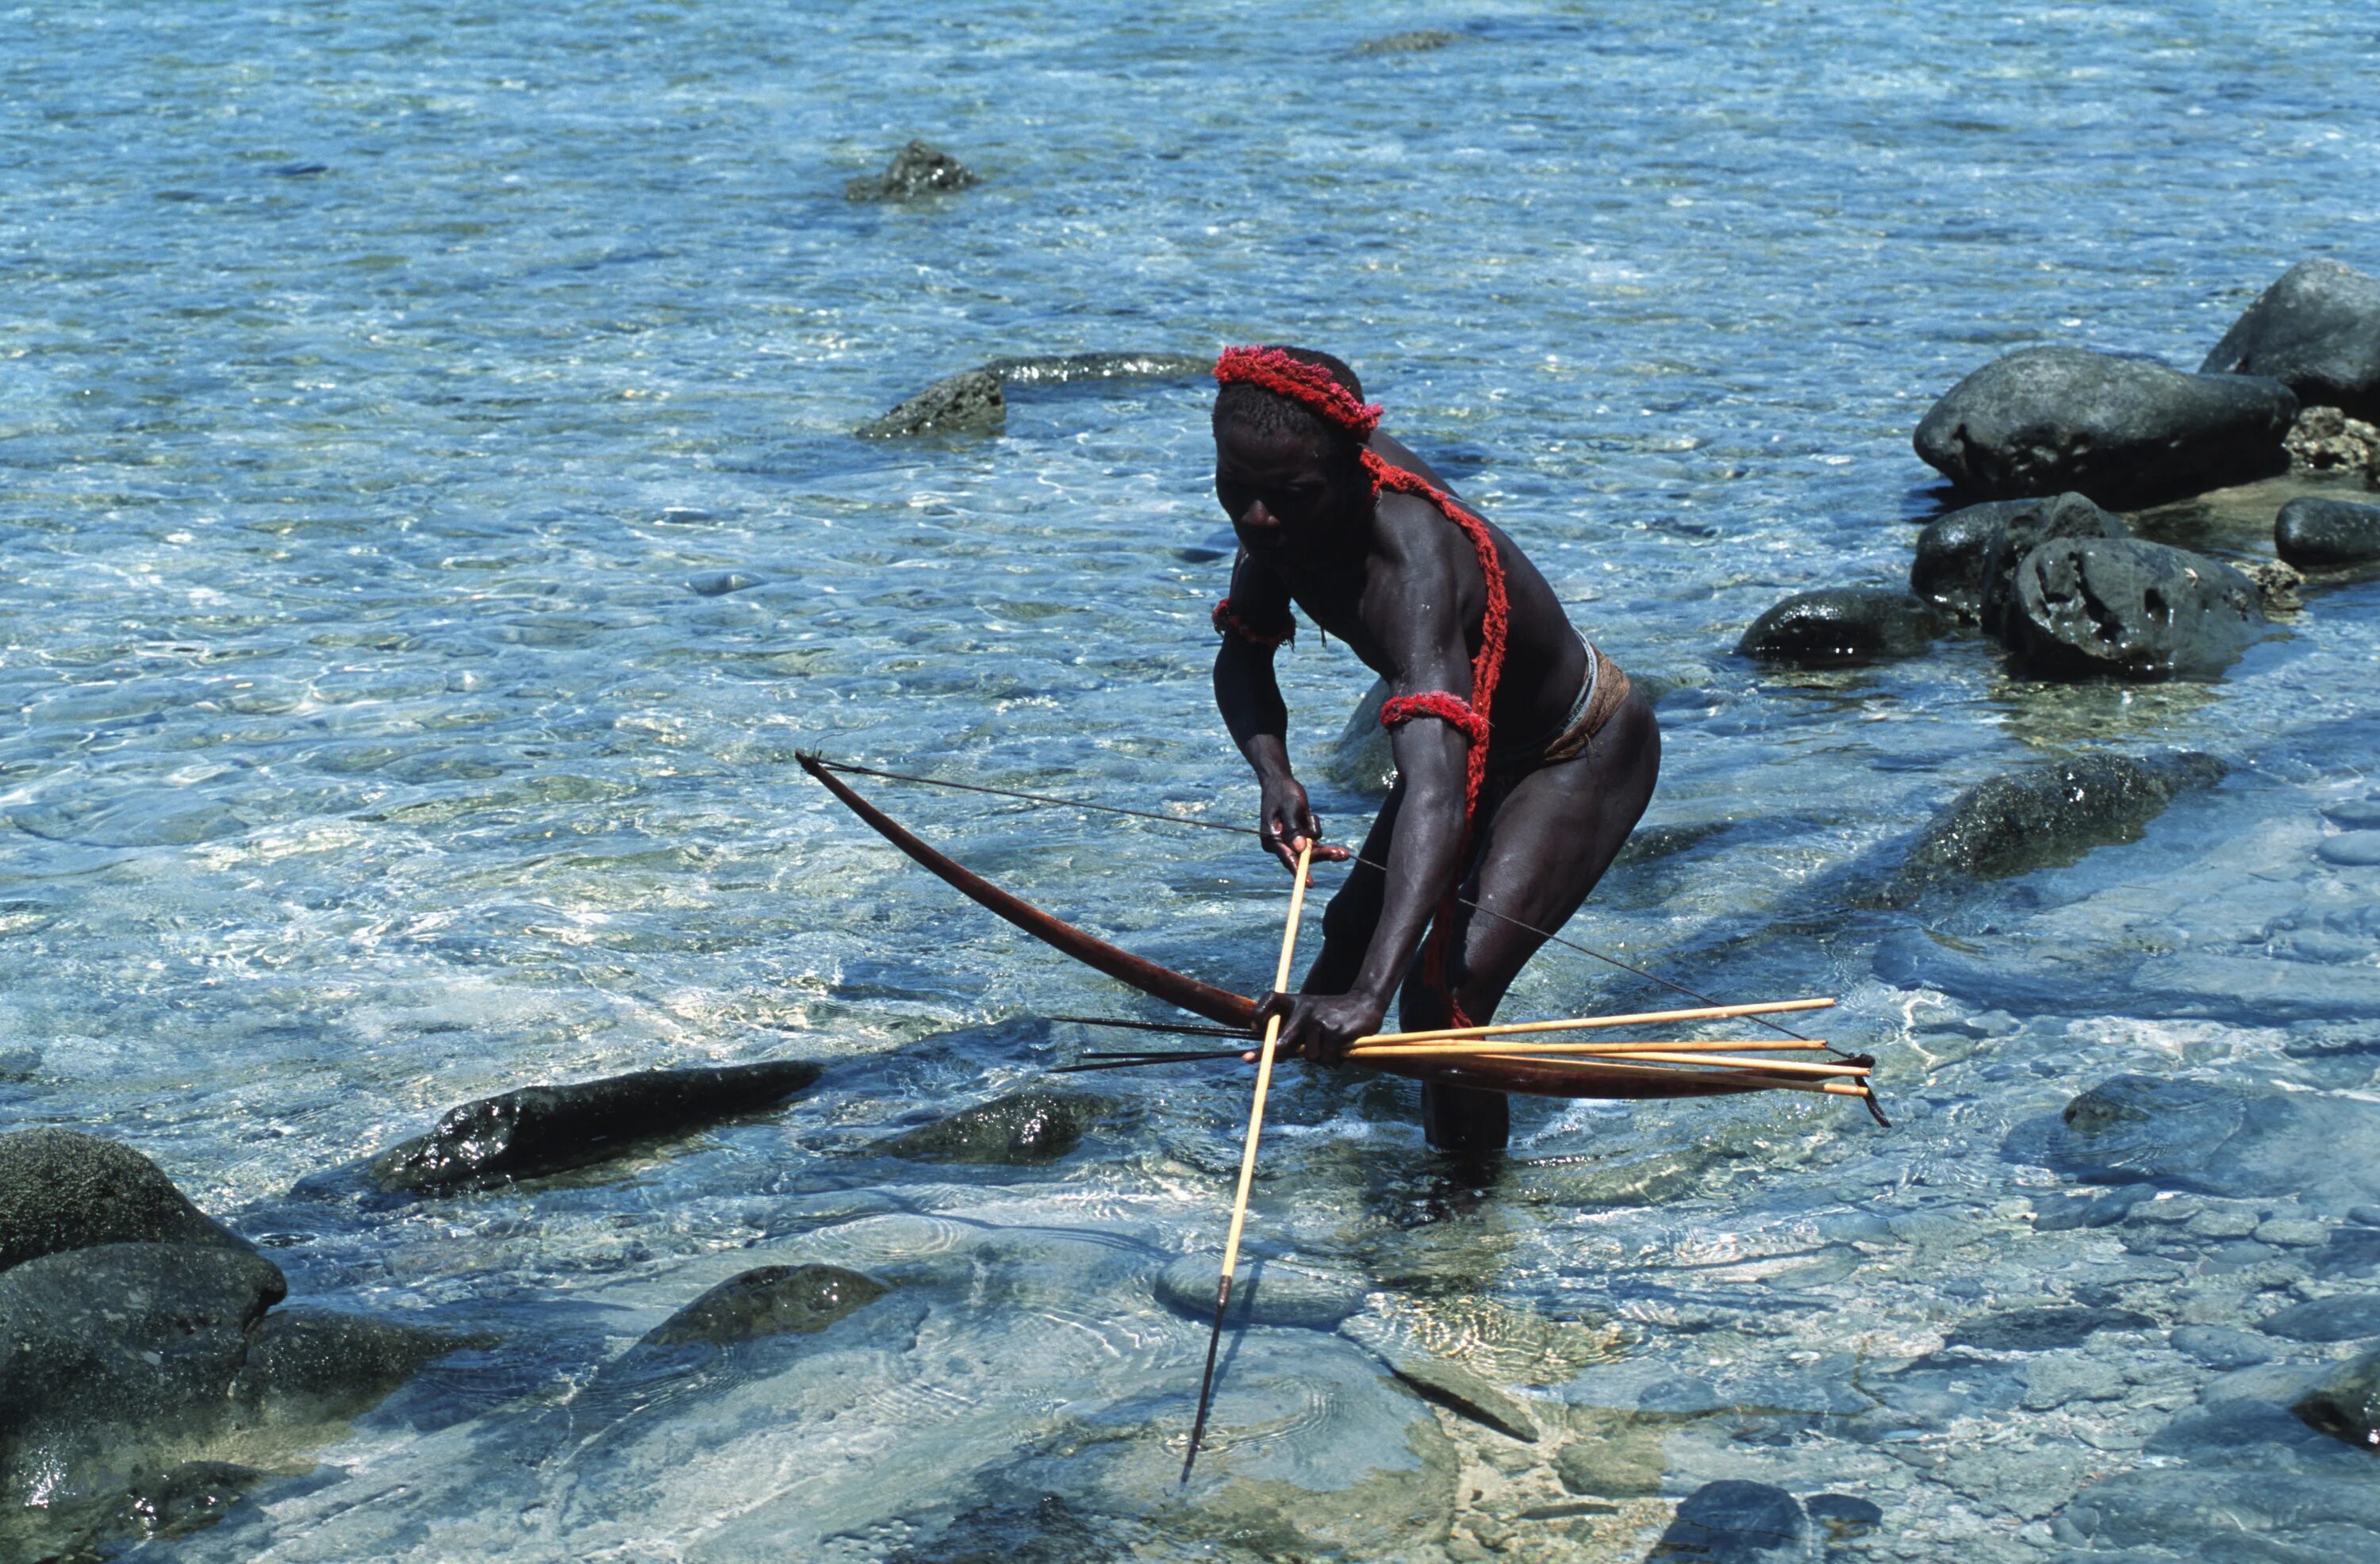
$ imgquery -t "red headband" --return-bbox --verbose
[1213,346,1382,439]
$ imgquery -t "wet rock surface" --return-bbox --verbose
[2001,536,2266,680]
[2201,258,2380,423]
[2274,494,2380,568]
[1911,493,2129,624]
[643,1263,890,1347]
[1913,345,2296,505]
[1326,675,1395,797]
[1894,751,2224,894]
[1154,1253,1365,1330]
[2294,1347,2380,1451]
[854,368,1005,439]
[1734,586,1944,665]
[844,140,976,202]
[0,1127,255,1271]
[366,1060,823,1194]
[1645,1479,1807,1560]
[878,1089,1104,1163]
[2008,1073,2380,1203]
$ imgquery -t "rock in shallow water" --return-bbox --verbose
[1914,345,2296,505]
[2275,495,2380,568]
[1734,587,1944,665]
[1910,492,2127,621]
[1646,1479,1808,1561]
[1153,1254,1363,1330]
[844,140,976,202]
[878,1089,1104,1163]
[854,368,1005,439]
[2294,1346,2380,1451]
[643,1264,889,1347]
[366,1060,823,1194]
[2202,259,2380,424]
[2002,536,2266,680]
[2260,1294,2380,1344]
[1893,750,2224,895]
[0,1128,256,1271]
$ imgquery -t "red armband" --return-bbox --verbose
[1379,691,1489,746]
[1212,597,1294,651]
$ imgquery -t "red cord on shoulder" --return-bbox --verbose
[1212,597,1294,651]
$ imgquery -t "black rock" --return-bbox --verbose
[854,369,1005,439]
[2202,259,2380,423]
[2294,1346,2380,1451]
[643,1264,889,1347]
[1948,1305,2154,1352]
[367,1060,823,1194]
[844,140,976,203]
[1647,1479,1808,1561]
[2001,536,2266,680]
[2276,495,2380,569]
[982,352,1208,385]
[2261,1294,2380,1344]
[1734,587,1944,665]
[1802,1493,1883,1542]
[1894,751,2225,893]
[1911,493,2128,623]
[879,1090,1103,1164]
[228,1308,482,1424]
[0,1129,255,1274]
[0,1242,286,1506]
[120,1459,267,1542]
[2033,1185,2155,1232]
[1913,346,2297,506]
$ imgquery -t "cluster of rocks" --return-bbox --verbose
[1742,258,2380,685]
[854,351,1211,439]
[0,1129,478,1556]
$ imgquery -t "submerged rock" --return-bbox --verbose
[1913,346,2296,506]
[879,1089,1103,1164]
[2283,404,2380,477]
[228,1308,482,1425]
[2260,1294,2380,1344]
[854,369,1005,439]
[1893,751,2225,894]
[1154,1254,1364,1331]
[1947,1305,2153,1352]
[2202,259,2380,423]
[1357,29,1457,53]
[2294,1347,2380,1451]
[643,1264,889,1347]
[1734,587,1944,665]
[1646,1479,1808,1561]
[2001,537,2266,680]
[844,140,976,202]
[367,1060,823,1194]
[0,1128,255,1272]
[982,351,1208,385]
[2275,495,2380,568]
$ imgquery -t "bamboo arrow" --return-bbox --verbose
[1182,838,1314,1485]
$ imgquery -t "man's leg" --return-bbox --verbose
[1407,693,1663,1154]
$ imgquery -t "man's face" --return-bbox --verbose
[1213,419,1363,556]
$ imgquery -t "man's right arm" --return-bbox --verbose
[1212,555,1321,871]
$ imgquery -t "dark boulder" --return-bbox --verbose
[1326,676,1395,798]
[2276,496,2380,569]
[2001,537,2265,680]
[1913,346,2297,506]
[1646,1479,1808,1561]
[844,140,976,203]
[228,1308,483,1425]
[2260,1294,2380,1344]
[643,1264,889,1347]
[2003,1072,2380,1205]
[119,1459,269,1543]
[0,1129,255,1272]
[879,1089,1103,1164]
[1974,493,2129,634]
[983,352,1208,385]
[2294,1346,2380,1451]
[367,1060,823,1194]
[1894,751,2224,894]
[0,1242,285,1507]
[2201,259,2380,423]
[854,369,1004,439]
[1734,587,1944,665]
[1946,1305,2153,1352]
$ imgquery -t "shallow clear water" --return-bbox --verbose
[5,2,2380,1559]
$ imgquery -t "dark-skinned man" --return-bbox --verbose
[1208,345,1660,1156]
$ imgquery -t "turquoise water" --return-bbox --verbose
[6,3,2380,1559]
